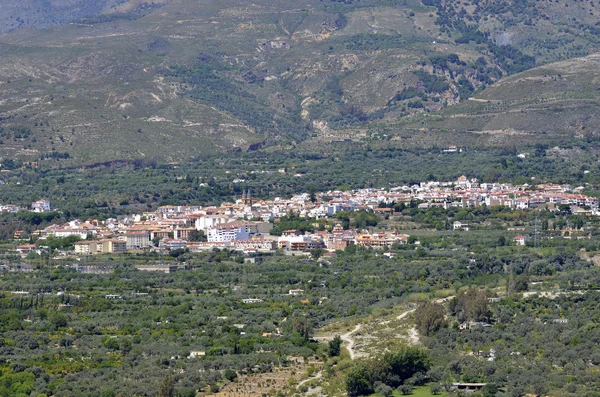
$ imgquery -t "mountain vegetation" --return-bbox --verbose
[1,0,600,165]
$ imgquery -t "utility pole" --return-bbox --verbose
[534,213,540,248]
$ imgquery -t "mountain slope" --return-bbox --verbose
[0,0,169,33]
[1,0,600,165]
[400,53,600,141]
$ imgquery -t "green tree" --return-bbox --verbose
[177,388,196,397]
[430,383,442,395]
[188,229,206,242]
[508,274,529,293]
[398,384,413,395]
[344,243,357,254]
[50,313,68,329]
[354,210,378,229]
[483,383,498,397]
[533,382,547,397]
[223,369,237,382]
[375,383,393,397]
[311,248,325,259]
[103,338,120,350]
[158,374,175,397]
[382,346,430,387]
[345,363,374,397]
[329,335,342,357]
[452,289,490,322]
[497,235,506,246]
[292,314,312,341]
[414,303,447,336]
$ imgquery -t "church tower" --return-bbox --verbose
[244,189,252,206]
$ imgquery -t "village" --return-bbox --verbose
[5,176,599,258]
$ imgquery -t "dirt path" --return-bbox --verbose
[341,307,419,360]
[341,324,362,360]
[297,370,323,387]
[397,307,416,320]
[522,290,585,299]
[325,297,455,360]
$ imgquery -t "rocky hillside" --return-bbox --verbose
[401,54,600,140]
[0,0,169,33]
[1,0,600,165]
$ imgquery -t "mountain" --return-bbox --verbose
[399,53,600,143]
[1,0,600,165]
[0,0,168,33]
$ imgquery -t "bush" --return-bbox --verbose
[430,383,442,395]
[375,383,393,397]
[223,369,237,382]
[413,71,449,93]
[50,314,68,329]
[329,335,342,357]
[394,87,425,101]
[177,388,196,397]
[345,363,374,397]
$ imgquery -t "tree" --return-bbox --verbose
[345,363,374,397]
[398,384,413,395]
[188,229,207,242]
[344,243,357,254]
[497,236,506,246]
[103,337,120,350]
[564,383,577,393]
[223,369,237,382]
[329,335,342,357]
[177,388,196,397]
[311,248,325,259]
[382,347,430,387]
[558,204,571,214]
[414,303,447,336]
[533,382,547,397]
[50,313,68,329]
[354,210,378,228]
[430,383,442,395]
[375,383,393,397]
[292,314,312,341]
[483,383,498,397]
[158,374,175,397]
[452,289,490,322]
[508,274,529,293]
